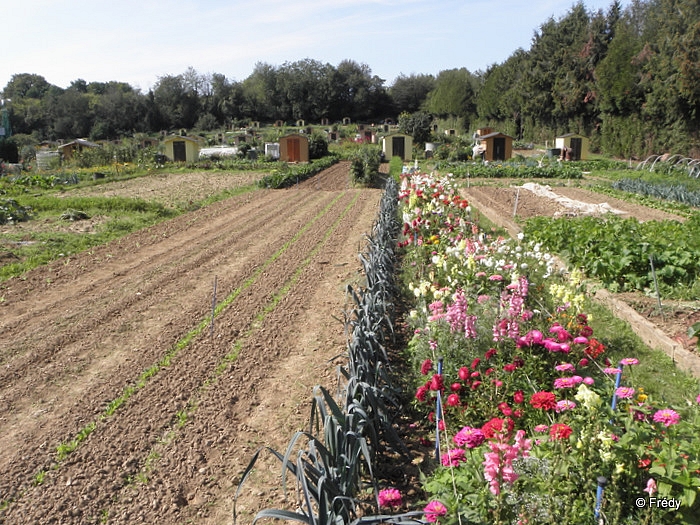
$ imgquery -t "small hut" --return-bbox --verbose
[279,133,309,163]
[478,131,513,162]
[382,133,413,161]
[57,138,100,160]
[163,135,201,162]
[555,133,589,161]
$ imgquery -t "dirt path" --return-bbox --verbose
[0,163,382,523]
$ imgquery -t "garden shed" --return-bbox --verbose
[381,133,412,161]
[57,138,100,160]
[555,133,589,161]
[163,135,201,162]
[478,131,513,161]
[279,133,309,163]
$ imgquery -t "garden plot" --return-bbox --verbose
[462,182,700,371]
[0,164,382,523]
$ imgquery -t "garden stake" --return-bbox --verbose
[210,275,217,338]
[594,476,608,522]
[435,357,444,461]
[649,254,663,317]
[610,364,623,422]
[512,188,520,218]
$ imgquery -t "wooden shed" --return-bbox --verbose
[478,131,513,161]
[163,135,201,162]
[382,133,413,161]
[555,133,589,161]
[279,133,309,163]
[57,138,100,160]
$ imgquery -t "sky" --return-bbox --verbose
[2,0,629,93]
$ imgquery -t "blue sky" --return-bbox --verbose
[3,0,628,92]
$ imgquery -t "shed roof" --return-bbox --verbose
[163,135,201,144]
[58,138,100,149]
[479,131,513,140]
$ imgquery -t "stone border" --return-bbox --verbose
[463,189,700,380]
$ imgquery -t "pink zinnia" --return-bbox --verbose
[556,400,577,412]
[696,393,700,405]
[420,359,433,375]
[555,363,575,372]
[604,367,622,375]
[620,357,639,366]
[378,488,402,508]
[446,393,461,407]
[454,426,485,448]
[489,274,503,281]
[441,448,467,467]
[615,387,635,399]
[534,424,549,433]
[423,500,448,523]
[653,408,681,427]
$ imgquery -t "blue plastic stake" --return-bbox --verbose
[611,364,623,411]
[594,476,608,521]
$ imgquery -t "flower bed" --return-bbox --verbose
[392,171,700,524]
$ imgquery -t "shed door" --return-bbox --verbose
[173,141,187,162]
[392,136,405,160]
[288,138,301,162]
[493,137,506,161]
[569,137,582,161]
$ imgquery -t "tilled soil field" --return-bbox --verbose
[0,164,381,523]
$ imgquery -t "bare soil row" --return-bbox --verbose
[0,164,382,523]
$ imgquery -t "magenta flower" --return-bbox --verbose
[553,376,583,389]
[454,426,485,448]
[446,393,461,407]
[620,357,639,366]
[583,376,595,385]
[555,363,575,372]
[488,274,503,281]
[615,387,635,399]
[697,393,700,405]
[603,367,622,375]
[441,448,467,467]
[420,359,433,375]
[653,408,681,427]
[534,424,549,433]
[378,488,402,508]
[423,500,448,523]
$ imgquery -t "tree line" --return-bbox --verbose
[2,0,698,159]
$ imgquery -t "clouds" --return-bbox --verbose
[3,0,627,92]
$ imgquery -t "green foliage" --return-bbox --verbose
[0,198,32,224]
[257,155,339,188]
[613,178,700,208]
[438,161,583,179]
[350,146,381,185]
[524,214,700,298]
